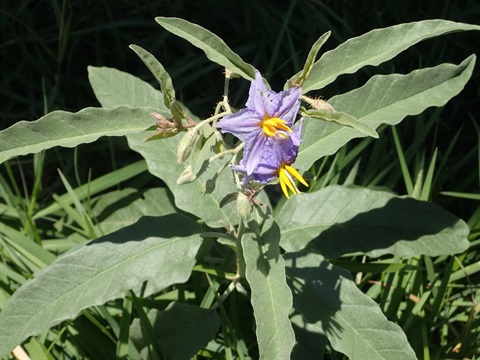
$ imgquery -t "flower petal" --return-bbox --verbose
[246,70,270,115]
[274,87,302,125]
[215,109,262,142]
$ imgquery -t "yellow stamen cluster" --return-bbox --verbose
[260,117,292,137]
[278,164,309,198]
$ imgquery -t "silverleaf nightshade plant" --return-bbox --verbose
[0,17,478,360]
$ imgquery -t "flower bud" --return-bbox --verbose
[177,129,197,163]
[302,96,334,112]
[236,192,252,220]
[176,165,196,184]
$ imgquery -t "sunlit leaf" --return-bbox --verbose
[129,44,176,108]
[285,250,418,359]
[302,19,480,93]
[155,17,256,80]
[242,214,295,360]
[89,66,239,228]
[276,185,469,258]
[296,55,476,171]
[0,215,202,358]
[0,106,158,165]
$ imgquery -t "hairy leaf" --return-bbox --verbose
[296,55,476,171]
[276,185,469,258]
[286,31,331,88]
[285,251,418,359]
[130,302,220,360]
[155,17,256,80]
[302,108,378,138]
[89,66,241,227]
[302,19,480,93]
[0,215,202,358]
[126,132,238,228]
[242,214,295,360]
[0,106,158,165]
[92,187,176,235]
[129,44,176,108]
[88,66,170,112]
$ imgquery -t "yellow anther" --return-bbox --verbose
[259,117,292,137]
[278,164,309,198]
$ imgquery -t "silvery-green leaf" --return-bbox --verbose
[276,185,469,258]
[155,17,256,80]
[242,214,295,360]
[302,19,480,93]
[303,108,378,138]
[0,215,202,358]
[295,55,476,171]
[0,106,157,165]
[129,44,176,108]
[285,250,418,359]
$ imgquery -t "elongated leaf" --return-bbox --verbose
[126,132,238,228]
[155,17,256,80]
[92,187,176,235]
[0,215,202,358]
[0,106,159,164]
[242,215,295,360]
[302,19,480,93]
[276,185,469,258]
[88,66,240,227]
[130,302,220,360]
[88,66,169,112]
[129,44,176,108]
[302,108,378,138]
[287,31,331,88]
[285,251,418,360]
[295,55,476,171]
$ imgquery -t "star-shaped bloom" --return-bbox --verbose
[215,70,301,174]
[232,121,308,198]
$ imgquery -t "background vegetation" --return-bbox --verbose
[1,0,479,358]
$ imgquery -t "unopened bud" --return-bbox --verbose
[151,112,175,129]
[302,96,334,112]
[170,101,186,128]
[176,165,196,184]
[177,129,197,163]
[236,192,252,220]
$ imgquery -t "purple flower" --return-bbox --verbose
[215,70,301,175]
[233,121,308,198]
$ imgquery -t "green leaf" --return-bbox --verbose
[276,185,469,258]
[129,44,176,108]
[88,66,240,227]
[285,250,418,359]
[87,66,169,112]
[0,106,158,165]
[130,302,220,360]
[290,313,326,360]
[92,187,177,235]
[302,19,480,93]
[0,215,202,358]
[302,108,378,138]
[295,55,476,171]
[155,16,256,80]
[286,31,331,88]
[126,131,238,228]
[242,213,295,360]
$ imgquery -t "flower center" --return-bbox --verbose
[277,163,308,198]
[259,116,292,137]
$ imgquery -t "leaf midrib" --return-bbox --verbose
[0,234,199,348]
